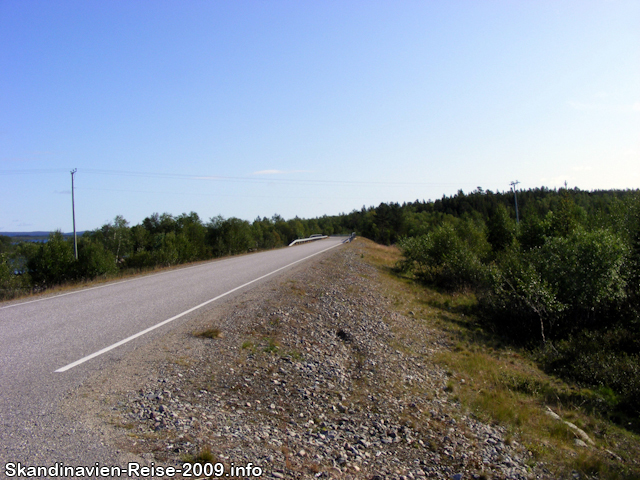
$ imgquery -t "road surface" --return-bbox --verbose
[0,237,344,476]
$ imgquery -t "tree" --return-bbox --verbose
[487,204,515,252]
[547,191,586,237]
[142,213,176,235]
[95,215,131,261]
[207,216,253,256]
[176,212,209,260]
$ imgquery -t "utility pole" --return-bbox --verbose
[71,168,78,259]
[510,180,520,224]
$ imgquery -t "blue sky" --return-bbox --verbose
[1,0,638,232]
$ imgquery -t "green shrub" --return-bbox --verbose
[397,235,431,277]
[480,248,566,343]
[398,223,489,290]
[0,252,32,299]
[76,239,118,279]
[487,204,515,252]
[531,228,628,322]
[125,250,155,269]
[482,227,628,342]
[27,232,77,287]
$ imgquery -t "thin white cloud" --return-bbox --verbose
[253,169,287,175]
[252,169,313,175]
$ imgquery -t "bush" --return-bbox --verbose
[487,204,515,252]
[397,235,431,277]
[125,250,155,269]
[481,227,628,342]
[152,232,180,267]
[27,232,77,287]
[76,239,118,279]
[398,223,489,290]
[0,253,32,299]
[531,228,628,328]
[480,248,566,343]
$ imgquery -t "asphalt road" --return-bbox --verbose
[0,237,344,476]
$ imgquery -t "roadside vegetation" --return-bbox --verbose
[360,238,640,479]
[394,189,640,437]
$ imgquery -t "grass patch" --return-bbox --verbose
[438,328,640,478]
[262,337,279,354]
[283,350,304,362]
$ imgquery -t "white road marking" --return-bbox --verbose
[55,242,341,373]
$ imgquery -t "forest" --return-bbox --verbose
[2,186,639,428]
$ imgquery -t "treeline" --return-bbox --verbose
[2,186,636,295]
[394,187,640,429]
[339,186,636,246]
[0,212,352,295]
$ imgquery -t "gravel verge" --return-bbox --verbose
[64,242,546,479]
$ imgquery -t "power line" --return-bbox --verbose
[0,168,469,188]
[79,168,465,187]
[74,186,425,201]
[0,168,70,175]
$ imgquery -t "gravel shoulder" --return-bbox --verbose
[63,240,545,479]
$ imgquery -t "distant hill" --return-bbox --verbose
[0,231,83,239]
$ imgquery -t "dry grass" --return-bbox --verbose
[194,327,222,339]
[353,237,640,480]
